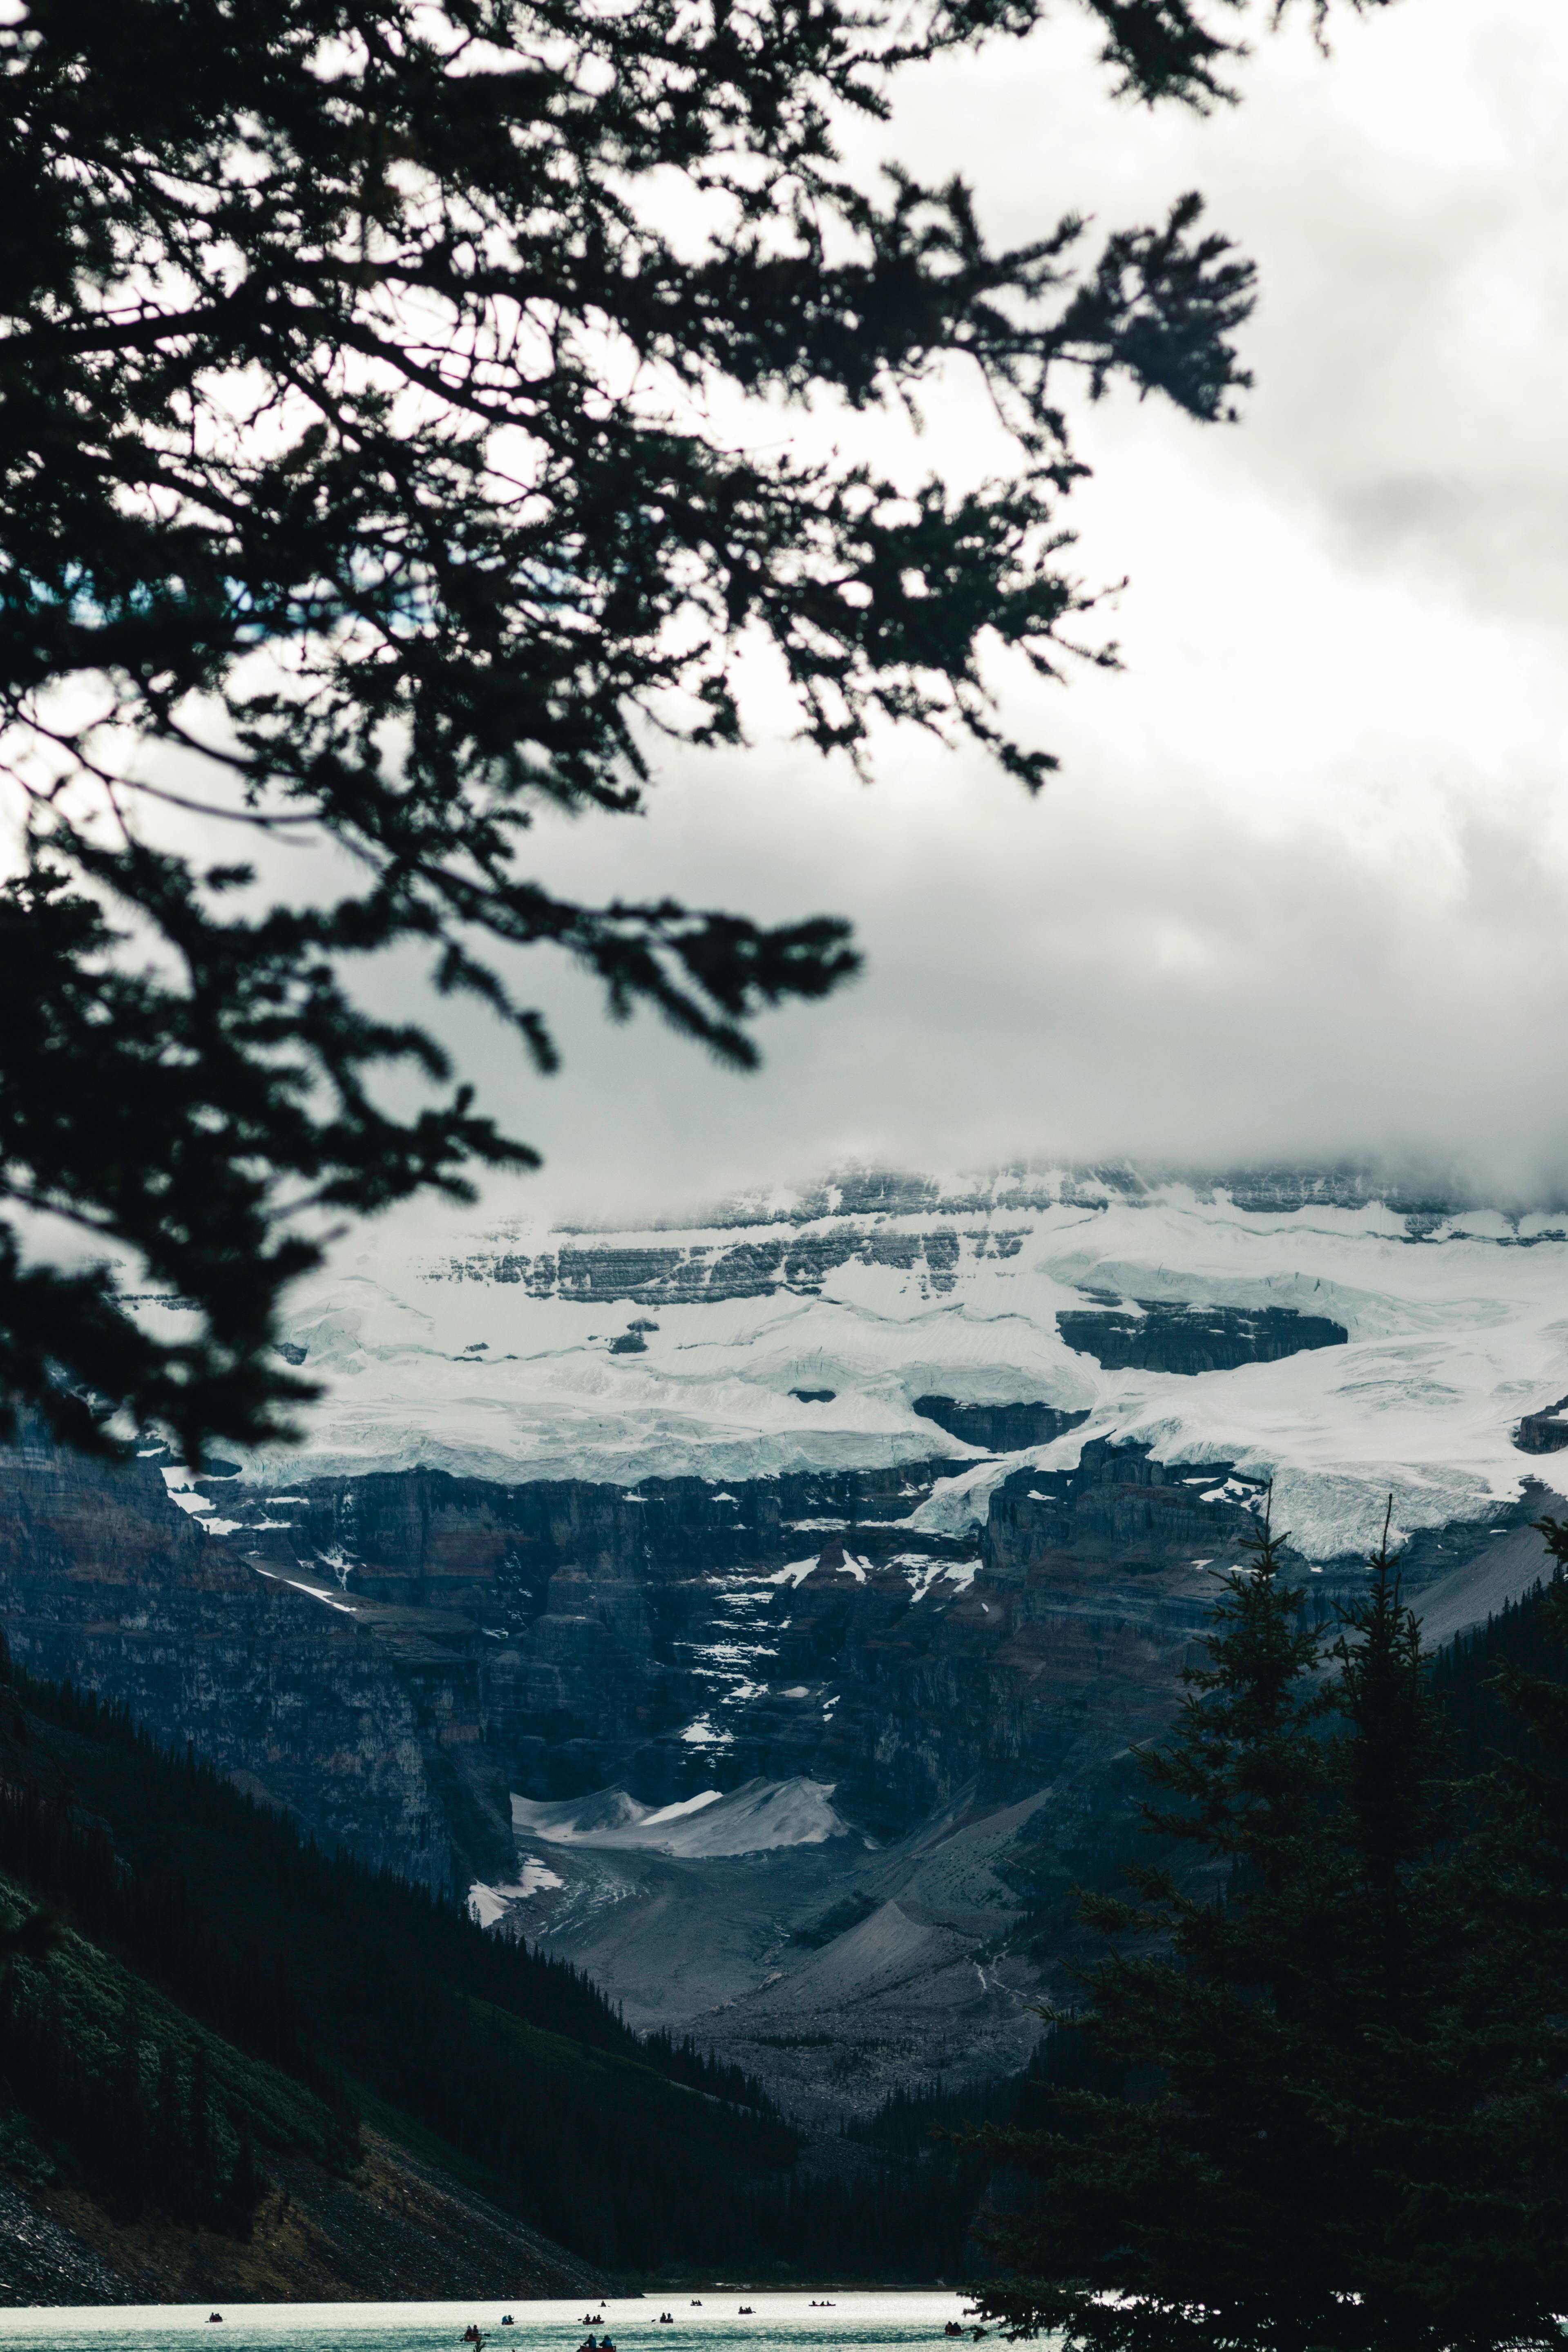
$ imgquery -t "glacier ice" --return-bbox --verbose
[180,1172,1568,1562]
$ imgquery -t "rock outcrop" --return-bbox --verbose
[913,1396,1088,1452]
[1055,1302,1347,1376]
[0,1426,1258,1867]
[1516,1397,1568,1454]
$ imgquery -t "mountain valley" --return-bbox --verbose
[4,1164,1567,2132]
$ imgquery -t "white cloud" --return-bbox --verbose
[68,0,1568,1228]
[434,0,1568,1220]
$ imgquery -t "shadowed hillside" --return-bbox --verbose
[0,1637,987,2289]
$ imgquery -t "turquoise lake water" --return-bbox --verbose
[0,2290,981,2352]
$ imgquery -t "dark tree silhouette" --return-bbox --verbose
[0,0,1391,1461]
[974,1508,1568,2352]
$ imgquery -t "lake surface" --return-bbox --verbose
[0,2292,981,2352]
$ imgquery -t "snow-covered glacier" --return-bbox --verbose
[211,1165,1568,1563]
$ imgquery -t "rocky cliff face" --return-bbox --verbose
[0,1422,1276,1870]
[913,1397,1087,1452]
[4,1412,1544,1890]
[0,1433,496,1887]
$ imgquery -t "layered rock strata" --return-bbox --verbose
[0,1423,1552,1890]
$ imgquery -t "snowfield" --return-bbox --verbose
[511,1778,852,1856]
[146,1171,1568,1561]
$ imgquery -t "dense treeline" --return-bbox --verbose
[6,1666,675,2068]
[641,2031,779,2117]
[972,1513,1568,2352]
[0,1966,264,2232]
[769,2161,983,2284]
[847,2072,1029,2162]
[1428,1575,1559,1758]
[829,2070,1034,2281]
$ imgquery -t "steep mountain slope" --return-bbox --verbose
[0,1847,608,2301]
[0,1655,829,2281]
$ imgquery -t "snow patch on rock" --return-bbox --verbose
[512,1777,851,1856]
[468,1862,563,1927]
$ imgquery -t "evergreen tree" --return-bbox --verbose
[1481,1515,1568,1902]
[0,0,1391,1464]
[220,2115,262,2240]
[975,1507,1568,2352]
[1302,1524,1568,2349]
[105,1986,150,2215]
[187,2039,215,2197]
[152,2033,185,2197]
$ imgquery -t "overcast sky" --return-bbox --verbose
[367,3,1568,1222]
